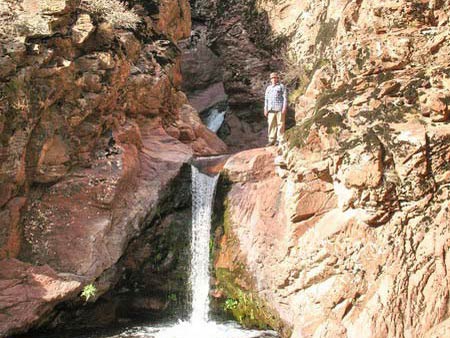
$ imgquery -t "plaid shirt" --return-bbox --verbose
[264,83,287,112]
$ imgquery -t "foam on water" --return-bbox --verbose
[113,320,278,338]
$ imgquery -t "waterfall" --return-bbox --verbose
[205,108,226,133]
[151,165,277,338]
[190,165,219,324]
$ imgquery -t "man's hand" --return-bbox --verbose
[282,109,287,115]
[264,110,268,117]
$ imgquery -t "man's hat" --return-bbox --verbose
[270,72,279,78]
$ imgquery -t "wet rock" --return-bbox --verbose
[192,155,230,176]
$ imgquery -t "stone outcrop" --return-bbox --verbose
[214,1,450,337]
[0,0,225,335]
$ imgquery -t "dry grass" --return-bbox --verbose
[80,0,140,29]
[0,1,50,41]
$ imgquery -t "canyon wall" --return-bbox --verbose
[215,1,450,337]
[0,0,225,335]
[184,0,290,152]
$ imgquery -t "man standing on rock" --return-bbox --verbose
[264,72,288,146]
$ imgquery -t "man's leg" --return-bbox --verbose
[267,112,277,145]
[276,110,285,143]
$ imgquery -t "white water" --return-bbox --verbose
[190,165,219,323]
[205,109,226,133]
[121,321,277,338]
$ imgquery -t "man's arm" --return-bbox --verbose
[281,84,288,114]
[264,87,269,117]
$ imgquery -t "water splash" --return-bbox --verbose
[132,321,277,338]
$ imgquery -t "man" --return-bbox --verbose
[264,72,287,146]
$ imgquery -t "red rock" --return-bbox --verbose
[0,198,27,260]
[292,186,337,223]
[35,136,70,183]
[223,147,277,182]
[377,80,401,98]
[178,103,228,155]
[0,0,226,333]
[0,184,14,208]
[20,121,193,278]
[178,124,196,142]
[165,125,181,139]
[0,259,81,337]
[186,82,227,113]
[210,0,450,336]
[420,91,449,121]
[155,0,191,42]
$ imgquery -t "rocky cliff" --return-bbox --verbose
[2,0,450,337]
[214,1,450,337]
[0,0,226,335]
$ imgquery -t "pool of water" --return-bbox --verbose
[118,321,278,338]
[27,320,278,338]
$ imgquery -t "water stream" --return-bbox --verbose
[189,165,219,324]
[204,108,226,133]
[20,165,277,338]
[148,165,277,338]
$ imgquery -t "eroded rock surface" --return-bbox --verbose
[0,0,225,335]
[215,1,450,337]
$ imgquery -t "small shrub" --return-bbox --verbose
[224,298,238,311]
[81,283,97,301]
[80,0,140,29]
[167,293,177,302]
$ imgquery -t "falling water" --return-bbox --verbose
[19,164,278,338]
[189,165,219,324]
[149,165,277,337]
[47,164,279,338]
[205,108,226,133]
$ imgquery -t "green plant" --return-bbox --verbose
[81,283,97,301]
[167,293,177,302]
[209,237,215,255]
[224,298,238,311]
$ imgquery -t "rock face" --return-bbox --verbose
[0,259,81,335]
[215,1,450,337]
[182,0,289,152]
[0,0,225,335]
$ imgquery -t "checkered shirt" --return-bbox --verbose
[264,83,287,112]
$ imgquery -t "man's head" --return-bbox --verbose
[270,72,279,85]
